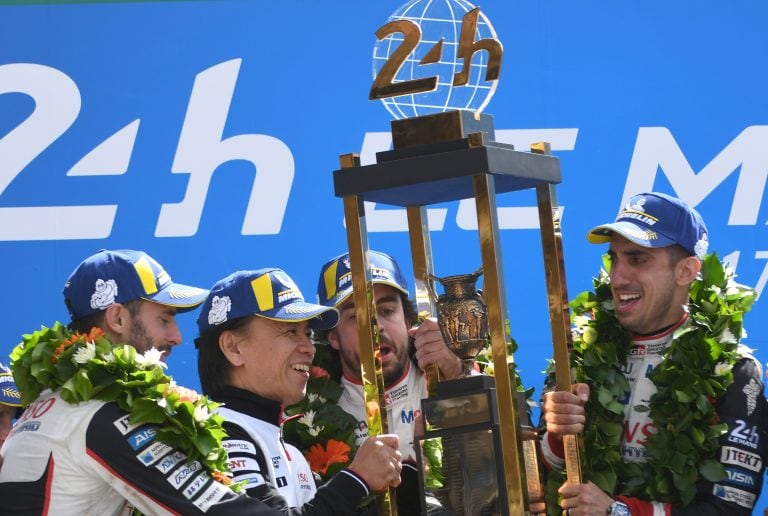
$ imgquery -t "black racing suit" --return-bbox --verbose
[540,322,768,515]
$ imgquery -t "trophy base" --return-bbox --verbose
[437,373,495,397]
[421,374,508,516]
[390,110,495,149]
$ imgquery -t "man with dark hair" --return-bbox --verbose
[541,193,768,515]
[0,249,311,515]
[316,251,462,463]
[196,268,403,514]
[315,251,461,515]
[62,249,208,357]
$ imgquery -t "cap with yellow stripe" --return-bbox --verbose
[317,250,409,309]
[63,249,208,320]
[0,362,22,408]
[196,268,339,335]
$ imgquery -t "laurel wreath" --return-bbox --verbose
[10,322,235,487]
[544,253,756,510]
[282,342,360,482]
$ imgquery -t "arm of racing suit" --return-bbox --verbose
[223,421,369,515]
[663,356,767,515]
[85,402,338,515]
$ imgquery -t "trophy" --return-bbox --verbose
[427,269,488,377]
[331,1,578,513]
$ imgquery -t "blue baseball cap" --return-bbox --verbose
[587,192,709,258]
[317,250,409,308]
[0,362,21,408]
[63,250,208,320]
[197,268,339,334]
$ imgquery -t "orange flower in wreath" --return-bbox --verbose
[310,365,330,380]
[305,439,351,475]
[52,327,105,363]
[212,470,232,486]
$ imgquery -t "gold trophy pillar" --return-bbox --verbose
[533,143,585,486]
[333,110,561,515]
[338,153,398,516]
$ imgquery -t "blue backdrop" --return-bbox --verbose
[1,0,767,511]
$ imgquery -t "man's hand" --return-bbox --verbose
[348,434,403,492]
[558,480,613,515]
[527,493,546,515]
[409,318,462,380]
[541,383,590,437]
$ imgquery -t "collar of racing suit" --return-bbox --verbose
[213,385,283,426]
[629,313,688,350]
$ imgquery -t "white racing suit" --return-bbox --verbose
[215,386,370,515]
[338,360,453,515]
[339,360,427,463]
[0,388,363,515]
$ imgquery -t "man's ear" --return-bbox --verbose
[103,303,130,341]
[219,331,246,367]
[326,329,341,351]
[676,255,701,286]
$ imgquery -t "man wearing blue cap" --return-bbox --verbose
[196,268,403,514]
[63,249,209,359]
[316,251,460,515]
[317,251,462,462]
[541,193,767,515]
[0,249,312,515]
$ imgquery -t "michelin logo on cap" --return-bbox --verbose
[208,296,232,326]
[91,279,118,310]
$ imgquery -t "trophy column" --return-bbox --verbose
[333,110,561,515]
[338,153,399,516]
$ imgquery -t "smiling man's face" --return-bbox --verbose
[607,235,696,335]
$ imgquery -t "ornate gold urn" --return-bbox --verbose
[428,268,488,375]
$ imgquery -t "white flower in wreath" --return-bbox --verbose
[725,282,741,297]
[307,425,324,437]
[72,341,96,364]
[194,404,211,425]
[307,393,327,405]
[572,315,591,329]
[208,296,232,326]
[90,279,118,310]
[298,410,316,427]
[714,361,733,376]
[718,327,738,345]
[136,348,167,369]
